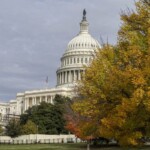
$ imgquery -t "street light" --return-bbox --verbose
[36,125,38,143]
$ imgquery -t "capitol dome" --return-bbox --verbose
[56,10,101,88]
[67,33,100,51]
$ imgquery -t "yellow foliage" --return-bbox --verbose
[70,0,150,146]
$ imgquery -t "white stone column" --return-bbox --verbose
[65,71,67,83]
[46,96,48,103]
[69,71,71,82]
[61,72,63,84]
[25,98,27,110]
[61,72,64,84]
[28,98,31,107]
[24,98,27,111]
[72,70,74,81]
[32,97,35,106]
[32,97,34,106]
[59,72,62,84]
[34,97,36,105]
[26,98,29,110]
[79,70,81,80]
[35,97,37,105]
[74,70,77,81]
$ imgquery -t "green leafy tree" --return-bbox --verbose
[21,120,37,135]
[20,95,70,134]
[5,119,21,137]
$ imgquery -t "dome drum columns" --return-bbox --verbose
[57,70,83,86]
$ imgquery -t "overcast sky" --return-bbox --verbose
[0,0,136,102]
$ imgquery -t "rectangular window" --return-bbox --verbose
[70,58,72,64]
[74,58,76,63]
[81,58,83,63]
[85,58,87,63]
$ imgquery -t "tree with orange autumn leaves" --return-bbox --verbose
[66,0,150,146]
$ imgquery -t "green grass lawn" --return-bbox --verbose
[0,144,150,150]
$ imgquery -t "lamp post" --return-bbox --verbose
[87,140,90,150]
[36,125,38,143]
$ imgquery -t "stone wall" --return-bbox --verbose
[0,134,81,144]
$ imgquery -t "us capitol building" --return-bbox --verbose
[0,10,100,125]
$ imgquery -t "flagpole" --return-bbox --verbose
[46,76,48,89]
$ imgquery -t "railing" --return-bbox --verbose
[0,138,76,144]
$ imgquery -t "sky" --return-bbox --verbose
[0,0,136,102]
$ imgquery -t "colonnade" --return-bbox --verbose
[57,70,83,85]
[24,95,55,111]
